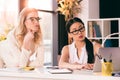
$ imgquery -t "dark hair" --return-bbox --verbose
[66,17,84,33]
[66,17,94,63]
[85,38,95,63]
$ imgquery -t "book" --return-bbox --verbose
[88,21,94,37]
[93,24,102,37]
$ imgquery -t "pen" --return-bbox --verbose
[103,58,107,62]
[96,53,107,63]
[109,54,112,62]
[96,53,102,60]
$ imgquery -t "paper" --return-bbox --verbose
[48,68,72,74]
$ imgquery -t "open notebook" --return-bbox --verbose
[45,66,72,74]
[48,68,72,74]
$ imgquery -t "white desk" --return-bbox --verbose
[0,68,119,80]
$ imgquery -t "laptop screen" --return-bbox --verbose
[93,47,120,72]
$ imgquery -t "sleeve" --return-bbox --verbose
[0,41,8,68]
[5,42,43,68]
[28,45,44,67]
[1,30,32,68]
[0,30,44,68]
[19,47,31,67]
[6,41,44,68]
[0,55,4,68]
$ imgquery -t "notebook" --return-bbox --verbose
[93,47,120,72]
[48,68,73,74]
[46,66,73,74]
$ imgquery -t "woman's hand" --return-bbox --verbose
[83,63,94,70]
[68,62,94,70]
[72,62,85,70]
[22,30,35,52]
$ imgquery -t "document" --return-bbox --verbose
[48,68,73,74]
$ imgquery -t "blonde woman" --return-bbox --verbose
[0,7,44,68]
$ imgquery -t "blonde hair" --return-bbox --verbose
[14,7,42,48]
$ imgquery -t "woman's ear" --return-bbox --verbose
[68,33,73,44]
[68,33,72,38]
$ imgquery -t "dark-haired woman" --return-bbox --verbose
[58,17,101,70]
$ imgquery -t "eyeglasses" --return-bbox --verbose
[70,26,85,35]
[26,17,41,22]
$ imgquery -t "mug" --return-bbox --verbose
[102,62,113,76]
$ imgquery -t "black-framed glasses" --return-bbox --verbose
[70,26,85,35]
[26,17,41,22]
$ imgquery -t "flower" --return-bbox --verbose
[57,0,82,21]
[0,24,14,41]
[0,34,6,41]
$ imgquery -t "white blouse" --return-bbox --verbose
[68,42,88,64]
[0,30,44,68]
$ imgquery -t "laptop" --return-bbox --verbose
[93,47,120,72]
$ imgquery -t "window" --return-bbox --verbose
[28,0,58,66]
[0,0,18,35]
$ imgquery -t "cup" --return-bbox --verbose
[101,62,113,76]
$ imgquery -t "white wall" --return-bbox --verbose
[75,0,99,36]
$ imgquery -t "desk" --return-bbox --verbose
[0,68,119,80]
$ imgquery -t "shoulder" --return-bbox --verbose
[61,45,69,56]
[7,29,15,37]
[62,45,69,52]
[5,29,20,47]
[6,29,16,42]
[60,45,70,61]
[62,42,74,51]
